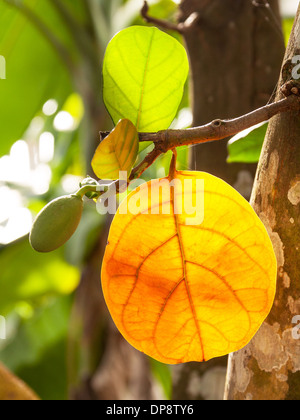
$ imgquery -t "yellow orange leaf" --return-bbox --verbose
[101,171,277,364]
[92,119,139,180]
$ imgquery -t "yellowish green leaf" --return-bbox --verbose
[103,26,189,132]
[92,119,139,180]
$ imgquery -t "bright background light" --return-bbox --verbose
[0,93,86,245]
[39,132,55,163]
[54,111,75,132]
[42,99,58,116]
[280,0,298,16]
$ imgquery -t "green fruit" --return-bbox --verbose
[29,195,83,253]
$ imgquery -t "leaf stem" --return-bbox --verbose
[75,184,103,199]
[169,149,178,180]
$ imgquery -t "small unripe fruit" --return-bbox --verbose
[29,195,83,253]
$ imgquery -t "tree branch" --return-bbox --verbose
[129,147,163,181]
[130,93,300,180]
[141,1,200,34]
[141,95,300,146]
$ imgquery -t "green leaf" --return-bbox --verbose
[103,26,189,132]
[227,122,268,164]
[92,118,139,180]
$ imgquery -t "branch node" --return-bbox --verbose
[212,119,223,128]
[99,131,108,142]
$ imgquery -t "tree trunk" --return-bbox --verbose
[224,5,300,400]
[179,0,284,185]
[172,0,285,400]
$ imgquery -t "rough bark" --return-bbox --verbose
[224,5,300,400]
[172,0,284,400]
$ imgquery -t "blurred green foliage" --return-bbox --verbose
[227,123,268,164]
[1,296,72,400]
[0,0,73,156]
[0,239,79,316]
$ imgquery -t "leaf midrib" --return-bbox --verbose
[171,177,205,361]
[136,30,155,130]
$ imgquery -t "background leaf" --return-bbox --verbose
[227,122,268,164]
[103,26,189,132]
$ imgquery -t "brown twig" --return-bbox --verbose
[99,93,300,181]
[139,94,300,148]
[94,92,300,193]
[141,1,200,34]
[129,147,162,181]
